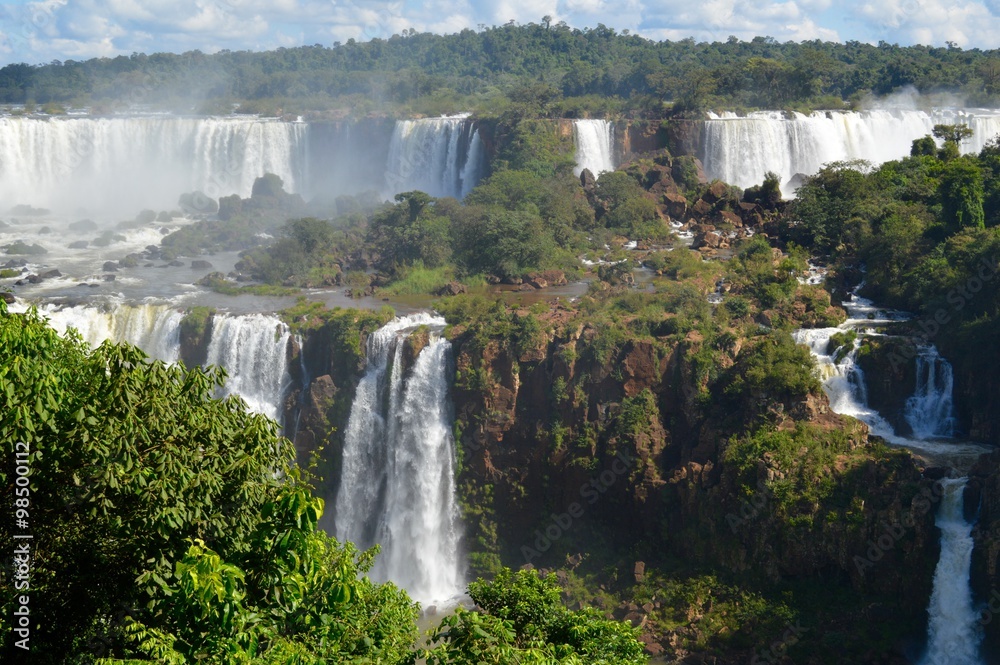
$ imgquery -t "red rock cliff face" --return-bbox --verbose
[448,318,939,612]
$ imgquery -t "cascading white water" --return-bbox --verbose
[28,302,294,423]
[573,119,616,177]
[333,313,463,605]
[703,109,1000,193]
[35,302,183,362]
[0,116,309,214]
[907,346,957,440]
[922,477,982,665]
[204,313,292,423]
[792,291,986,461]
[795,289,988,662]
[384,115,485,199]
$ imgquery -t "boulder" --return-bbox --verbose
[716,210,743,228]
[692,231,723,250]
[191,260,214,270]
[691,198,712,217]
[662,191,688,219]
[436,281,467,296]
[102,261,119,272]
[1,292,14,304]
[68,240,89,249]
[68,219,98,233]
[701,180,729,204]
[528,277,548,290]
[39,269,61,279]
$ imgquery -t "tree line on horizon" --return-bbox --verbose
[3,20,1000,117]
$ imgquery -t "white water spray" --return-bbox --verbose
[333,313,463,605]
[204,313,292,423]
[384,115,485,199]
[906,346,957,440]
[922,477,982,665]
[0,116,309,214]
[572,119,616,177]
[36,302,183,362]
[703,109,1000,194]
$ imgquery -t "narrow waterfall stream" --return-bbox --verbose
[794,288,988,663]
[572,119,616,176]
[923,477,981,665]
[333,313,463,606]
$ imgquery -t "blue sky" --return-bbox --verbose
[1,0,999,66]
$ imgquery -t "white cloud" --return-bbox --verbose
[3,0,1000,65]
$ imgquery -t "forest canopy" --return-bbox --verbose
[7,21,1000,116]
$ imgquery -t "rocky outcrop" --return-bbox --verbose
[856,336,918,435]
[445,311,939,660]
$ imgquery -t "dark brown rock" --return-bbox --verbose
[663,191,688,219]
[436,281,467,296]
[701,181,729,204]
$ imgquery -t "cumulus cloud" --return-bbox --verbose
[2,0,1000,65]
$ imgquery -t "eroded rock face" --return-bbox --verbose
[446,315,937,625]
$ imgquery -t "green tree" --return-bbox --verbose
[0,304,417,663]
[421,568,645,665]
[939,156,986,230]
[369,191,453,272]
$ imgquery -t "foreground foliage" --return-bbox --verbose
[0,303,417,663]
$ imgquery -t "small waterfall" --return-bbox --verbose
[573,119,616,177]
[204,313,292,423]
[793,292,989,466]
[906,346,957,439]
[922,477,982,665]
[0,116,309,214]
[36,302,182,362]
[384,115,485,199]
[333,313,463,605]
[703,109,1000,194]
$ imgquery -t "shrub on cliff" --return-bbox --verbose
[422,568,645,665]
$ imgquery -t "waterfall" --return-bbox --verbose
[922,477,982,665]
[906,346,957,440]
[792,291,988,462]
[573,119,616,177]
[333,313,463,605]
[0,116,309,214]
[703,109,1000,193]
[30,302,294,423]
[384,115,485,199]
[204,313,293,423]
[36,302,182,362]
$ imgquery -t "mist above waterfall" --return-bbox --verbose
[0,116,309,216]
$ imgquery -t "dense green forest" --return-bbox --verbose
[7,20,1000,116]
[0,303,646,663]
